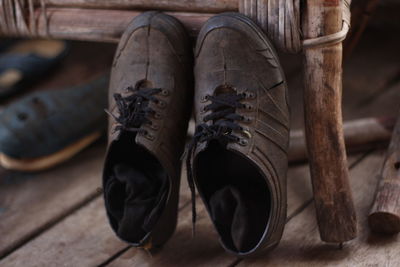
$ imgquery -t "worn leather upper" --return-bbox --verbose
[104,11,193,246]
[107,11,193,183]
[192,13,289,256]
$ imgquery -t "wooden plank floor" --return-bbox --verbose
[1,24,400,266]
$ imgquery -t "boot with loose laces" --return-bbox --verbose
[103,11,193,248]
[186,13,290,256]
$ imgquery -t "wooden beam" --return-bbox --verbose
[25,8,212,42]
[289,116,394,163]
[369,114,400,234]
[43,0,238,13]
[0,1,300,53]
[302,0,357,243]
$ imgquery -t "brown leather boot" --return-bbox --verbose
[103,11,193,248]
[186,13,289,256]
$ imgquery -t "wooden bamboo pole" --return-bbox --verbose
[302,0,357,243]
[369,114,400,235]
[289,116,394,163]
[43,0,238,13]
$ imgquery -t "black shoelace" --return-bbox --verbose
[106,85,162,134]
[185,92,248,234]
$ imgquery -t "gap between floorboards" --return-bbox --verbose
[0,189,102,260]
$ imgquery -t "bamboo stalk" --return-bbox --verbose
[289,116,394,163]
[43,0,238,13]
[302,0,357,243]
[369,115,400,235]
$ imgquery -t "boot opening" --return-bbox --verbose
[195,140,271,253]
[103,132,169,244]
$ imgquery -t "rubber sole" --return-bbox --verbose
[0,131,101,172]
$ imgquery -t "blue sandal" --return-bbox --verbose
[0,39,69,100]
[0,75,109,172]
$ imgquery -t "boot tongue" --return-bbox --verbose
[213,84,237,123]
[214,84,235,95]
[212,85,239,146]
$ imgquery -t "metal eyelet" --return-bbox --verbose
[238,139,248,146]
[150,123,159,130]
[244,104,254,111]
[157,100,166,109]
[242,116,253,123]
[200,106,208,114]
[154,112,162,119]
[242,129,252,139]
[161,89,170,96]
[200,95,209,103]
[246,92,256,99]
[142,130,155,141]
[145,132,155,141]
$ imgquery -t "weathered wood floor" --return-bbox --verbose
[0,25,400,266]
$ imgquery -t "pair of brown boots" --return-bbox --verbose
[103,11,289,257]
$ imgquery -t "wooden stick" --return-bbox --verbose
[302,0,357,243]
[289,116,394,163]
[369,115,400,234]
[43,0,238,13]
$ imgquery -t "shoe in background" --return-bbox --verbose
[0,39,69,101]
[0,75,109,172]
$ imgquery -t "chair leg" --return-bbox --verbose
[302,0,357,243]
